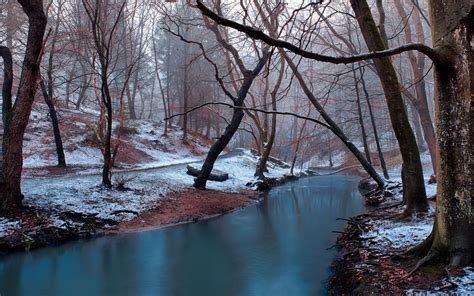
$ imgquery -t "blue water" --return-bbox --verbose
[0,175,363,296]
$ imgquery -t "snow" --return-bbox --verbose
[0,149,289,239]
[361,216,433,249]
[407,267,474,295]
[359,150,473,295]
[0,218,20,237]
[306,151,346,168]
[154,149,290,192]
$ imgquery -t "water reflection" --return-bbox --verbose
[0,175,363,296]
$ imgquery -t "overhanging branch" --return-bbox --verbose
[195,0,447,66]
[165,101,336,134]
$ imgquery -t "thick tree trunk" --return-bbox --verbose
[0,46,13,202]
[350,0,428,213]
[40,80,66,167]
[0,46,13,136]
[410,2,473,267]
[0,0,47,211]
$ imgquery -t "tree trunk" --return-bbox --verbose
[410,1,473,267]
[350,0,428,213]
[409,101,427,152]
[360,67,390,179]
[0,0,47,211]
[283,52,386,187]
[255,57,285,179]
[40,80,66,167]
[194,53,269,189]
[102,79,113,188]
[182,53,189,143]
[353,65,372,164]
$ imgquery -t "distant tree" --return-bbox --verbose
[40,0,67,167]
[82,0,133,187]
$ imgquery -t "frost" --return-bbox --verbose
[0,218,20,237]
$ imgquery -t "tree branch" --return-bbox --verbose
[165,101,337,134]
[195,0,448,66]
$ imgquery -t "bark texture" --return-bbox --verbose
[416,1,473,267]
[0,0,47,210]
[350,0,428,213]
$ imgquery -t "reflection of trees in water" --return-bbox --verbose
[162,221,246,295]
[0,176,364,295]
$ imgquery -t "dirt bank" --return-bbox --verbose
[111,188,259,233]
[0,188,259,255]
[328,201,471,295]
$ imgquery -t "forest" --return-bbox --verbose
[0,0,472,295]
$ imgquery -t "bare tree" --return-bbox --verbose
[0,0,47,210]
[82,0,132,187]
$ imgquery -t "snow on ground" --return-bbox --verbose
[21,104,209,170]
[1,149,290,237]
[0,218,21,238]
[407,267,474,295]
[359,152,473,294]
[159,149,290,192]
[361,212,434,249]
[1,103,290,238]
[305,151,346,168]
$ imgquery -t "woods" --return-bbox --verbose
[0,0,472,294]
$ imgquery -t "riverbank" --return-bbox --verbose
[110,188,260,234]
[0,149,292,255]
[328,190,473,295]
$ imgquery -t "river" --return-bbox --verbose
[0,175,364,296]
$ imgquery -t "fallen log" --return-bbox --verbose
[186,165,229,182]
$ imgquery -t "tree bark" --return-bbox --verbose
[353,65,372,164]
[350,0,428,213]
[411,1,473,267]
[40,80,66,167]
[0,0,47,210]
[359,66,390,179]
[194,52,269,189]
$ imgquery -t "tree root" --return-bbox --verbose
[406,250,439,277]
[404,232,434,257]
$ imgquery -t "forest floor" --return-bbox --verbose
[329,154,474,295]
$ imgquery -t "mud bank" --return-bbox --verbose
[0,188,259,255]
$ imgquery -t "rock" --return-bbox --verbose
[186,165,229,182]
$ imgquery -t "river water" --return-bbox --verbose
[0,175,364,296]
